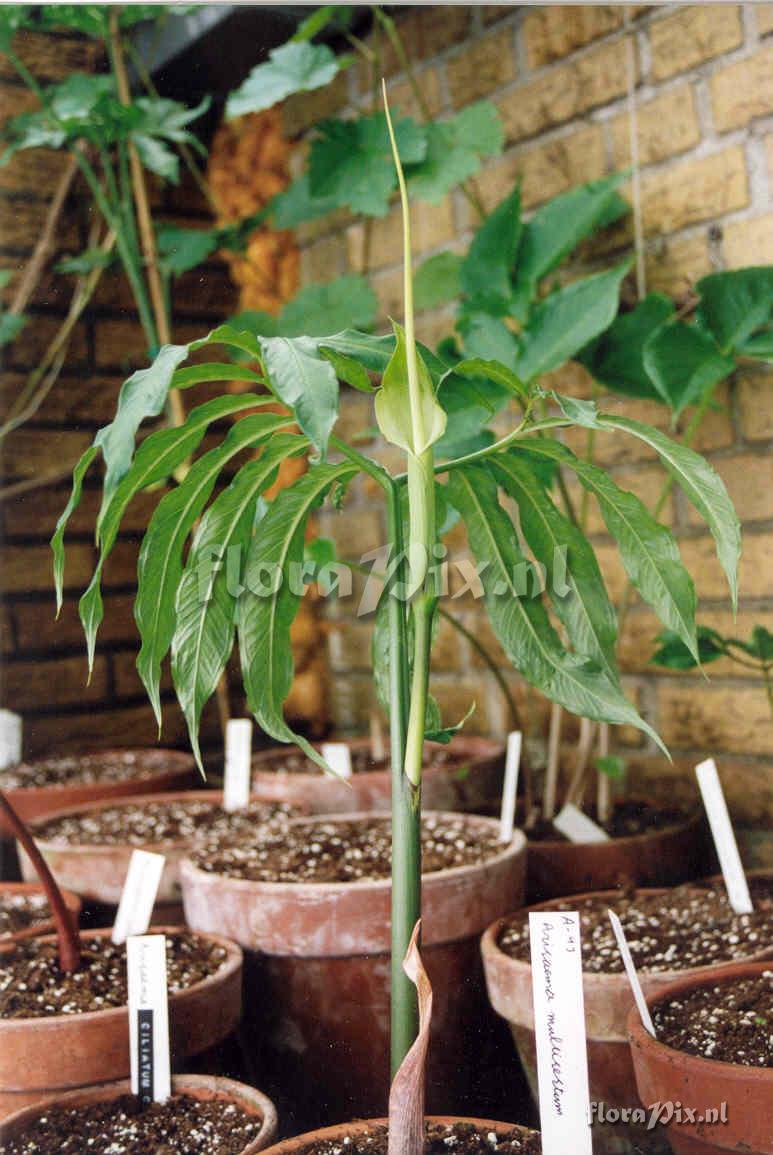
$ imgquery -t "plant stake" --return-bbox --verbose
[695,758,753,915]
[499,731,522,843]
[607,909,656,1036]
[224,718,253,813]
[320,742,353,779]
[112,849,166,945]
[542,704,563,820]
[127,933,171,1108]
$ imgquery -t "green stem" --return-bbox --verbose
[763,665,773,719]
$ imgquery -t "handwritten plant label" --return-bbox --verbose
[499,731,522,842]
[695,758,753,915]
[321,742,353,779]
[529,911,593,1155]
[553,802,610,845]
[608,910,656,1037]
[224,718,253,812]
[127,934,171,1107]
[0,710,21,770]
[112,850,166,945]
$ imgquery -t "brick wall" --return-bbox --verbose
[285,4,773,827]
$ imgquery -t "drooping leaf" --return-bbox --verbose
[650,625,727,671]
[597,414,741,611]
[238,461,358,772]
[172,434,307,767]
[309,113,427,217]
[407,101,503,204]
[375,322,446,455]
[581,293,674,401]
[226,41,349,119]
[414,252,463,311]
[493,454,618,674]
[279,274,377,336]
[460,186,521,310]
[135,415,301,726]
[696,267,773,355]
[514,261,631,383]
[513,437,699,662]
[51,446,99,613]
[643,321,735,419]
[259,334,339,456]
[320,348,375,392]
[457,311,520,368]
[750,625,773,662]
[442,357,528,403]
[551,392,601,428]
[447,465,666,750]
[424,697,475,744]
[171,362,265,390]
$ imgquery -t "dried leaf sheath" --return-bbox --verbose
[388,921,433,1155]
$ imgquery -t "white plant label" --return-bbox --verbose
[224,718,253,812]
[553,802,610,845]
[321,742,352,779]
[112,850,166,945]
[607,909,656,1037]
[529,911,593,1155]
[0,710,22,770]
[499,731,522,843]
[127,934,171,1106]
[695,758,753,915]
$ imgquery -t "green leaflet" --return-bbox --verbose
[238,461,358,774]
[696,267,773,354]
[414,252,463,311]
[171,434,307,769]
[78,396,268,674]
[492,455,618,675]
[51,445,98,613]
[643,321,735,419]
[597,414,741,612]
[375,322,446,455]
[258,334,339,458]
[225,41,348,119]
[460,186,521,310]
[135,414,301,727]
[513,438,699,662]
[440,358,528,403]
[171,364,265,390]
[278,275,378,337]
[447,465,667,752]
[581,293,674,401]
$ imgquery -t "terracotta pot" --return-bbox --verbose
[0,882,81,947]
[0,925,243,1120]
[250,736,504,815]
[0,1074,278,1152]
[481,890,773,1155]
[629,961,773,1155]
[260,1117,539,1153]
[181,812,527,1128]
[525,802,706,903]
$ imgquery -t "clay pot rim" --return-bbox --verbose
[0,883,82,947]
[627,958,773,1082]
[250,734,505,779]
[23,789,297,856]
[1,748,195,797]
[0,1074,278,1152]
[0,924,242,1032]
[525,797,702,852]
[260,1115,538,1153]
[181,811,526,895]
[481,884,773,984]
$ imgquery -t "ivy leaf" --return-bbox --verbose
[581,293,674,401]
[514,261,630,383]
[414,252,463,311]
[407,101,503,204]
[172,435,307,768]
[133,135,178,182]
[697,267,773,355]
[460,186,521,310]
[447,465,666,752]
[375,322,446,455]
[493,454,618,675]
[156,225,218,277]
[270,173,342,230]
[643,321,735,420]
[279,274,377,337]
[309,113,427,217]
[650,626,726,671]
[226,42,349,119]
[238,462,358,774]
[259,335,340,457]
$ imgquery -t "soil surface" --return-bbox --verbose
[653,971,773,1066]
[0,932,228,1019]
[34,798,297,847]
[0,750,188,790]
[526,799,689,842]
[497,877,773,973]
[291,1123,541,1154]
[192,814,504,884]
[0,893,50,937]
[254,744,466,777]
[0,1093,261,1154]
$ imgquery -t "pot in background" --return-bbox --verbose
[0,882,81,947]
[181,812,527,1131]
[0,1075,278,1153]
[629,960,773,1155]
[250,736,504,815]
[0,926,242,1120]
[259,1117,539,1154]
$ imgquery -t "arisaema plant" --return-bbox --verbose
[53,91,741,1073]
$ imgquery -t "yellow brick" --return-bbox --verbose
[370,264,403,323]
[640,147,749,234]
[619,608,773,677]
[684,452,773,526]
[757,3,773,36]
[447,29,516,107]
[346,196,455,271]
[523,6,622,68]
[611,85,701,167]
[645,231,714,297]
[722,213,773,267]
[497,37,632,144]
[678,531,773,601]
[281,68,349,137]
[650,6,743,81]
[299,232,349,284]
[385,66,443,120]
[429,677,490,735]
[658,683,773,756]
[710,44,773,132]
[565,462,675,536]
[737,367,773,442]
